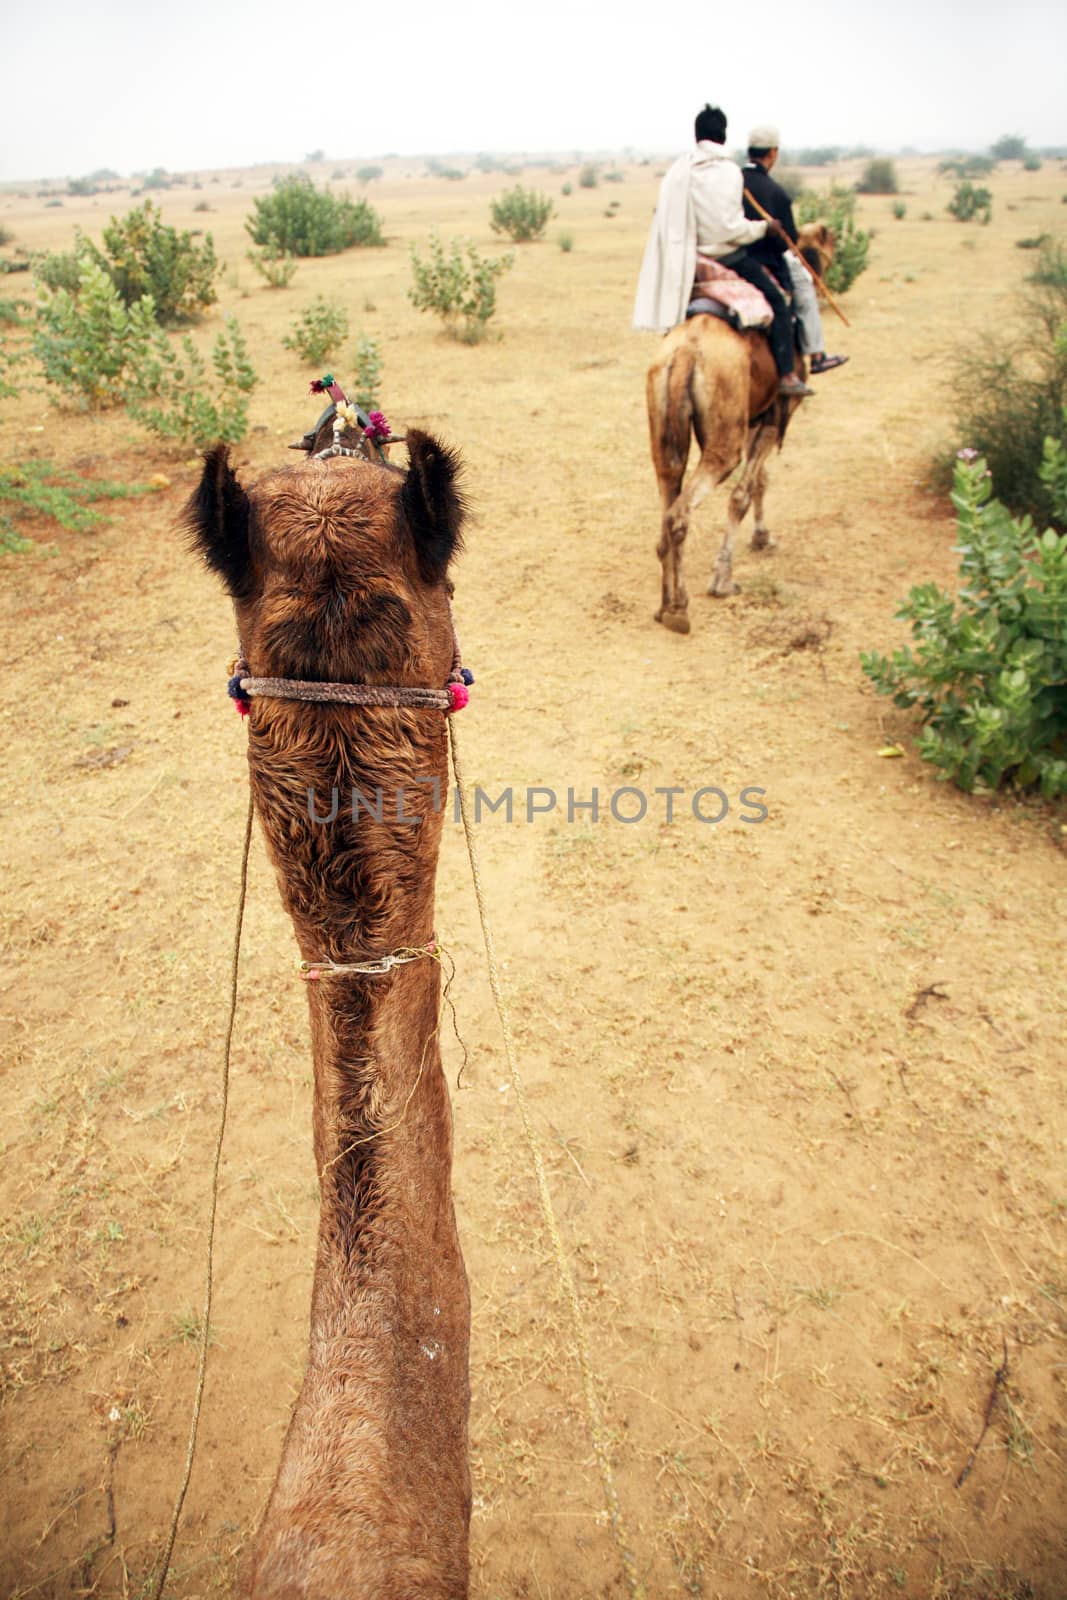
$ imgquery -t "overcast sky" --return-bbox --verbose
[5,0,1065,180]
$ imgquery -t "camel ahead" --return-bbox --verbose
[186,422,471,1598]
[647,314,806,633]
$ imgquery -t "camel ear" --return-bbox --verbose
[185,444,253,599]
[401,430,465,583]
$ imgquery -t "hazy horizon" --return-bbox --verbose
[5,0,1065,184]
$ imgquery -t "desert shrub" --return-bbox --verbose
[33,249,83,295]
[44,199,63,209]
[1023,155,1042,172]
[939,155,995,178]
[125,314,257,449]
[1015,234,1050,250]
[193,200,211,213]
[991,134,1028,162]
[408,233,514,343]
[33,259,158,407]
[0,225,13,248]
[603,169,625,184]
[561,182,573,196]
[795,186,870,294]
[951,256,1067,528]
[489,185,553,242]
[283,297,349,365]
[351,333,382,411]
[558,231,574,252]
[357,165,384,184]
[948,182,993,223]
[856,158,898,194]
[578,165,599,189]
[861,453,1067,796]
[0,460,159,553]
[892,200,907,220]
[246,176,383,257]
[247,245,298,287]
[783,146,840,167]
[92,200,219,323]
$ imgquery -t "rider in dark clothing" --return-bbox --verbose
[740,154,797,294]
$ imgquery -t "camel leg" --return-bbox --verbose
[748,424,779,551]
[708,425,777,595]
[655,470,691,633]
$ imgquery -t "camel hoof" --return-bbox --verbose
[656,608,691,635]
[707,577,740,598]
[750,530,777,552]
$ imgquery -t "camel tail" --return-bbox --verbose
[646,336,696,483]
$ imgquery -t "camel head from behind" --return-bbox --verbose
[186,428,464,693]
[795,221,835,281]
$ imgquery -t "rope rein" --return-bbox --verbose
[153,790,254,1600]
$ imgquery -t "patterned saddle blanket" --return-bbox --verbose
[686,255,774,331]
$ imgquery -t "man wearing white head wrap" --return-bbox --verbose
[634,104,813,397]
[742,128,848,375]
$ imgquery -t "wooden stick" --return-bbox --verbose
[742,188,851,328]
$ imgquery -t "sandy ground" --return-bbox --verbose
[1,156,1065,1600]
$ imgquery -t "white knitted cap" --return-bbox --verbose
[749,125,781,148]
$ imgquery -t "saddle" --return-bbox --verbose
[685,255,775,334]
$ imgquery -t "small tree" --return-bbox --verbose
[352,333,382,411]
[246,245,299,288]
[246,176,384,257]
[795,186,870,294]
[94,199,219,322]
[578,165,599,189]
[861,452,1067,796]
[856,158,898,195]
[124,314,257,450]
[283,297,350,365]
[991,134,1028,162]
[356,165,384,184]
[489,185,553,242]
[948,182,993,223]
[33,258,158,408]
[408,234,514,343]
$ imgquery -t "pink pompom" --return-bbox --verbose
[235,698,250,718]
[447,682,469,712]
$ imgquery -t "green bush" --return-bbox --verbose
[408,233,514,343]
[33,258,159,407]
[356,165,384,184]
[93,199,220,323]
[948,182,993,223]
[795,186,870,294]
[246,176,383,257]
[558,231,575,253]
[125,314,257,449]
[33,249,85,295]
[246,245,298,287]
[283,297,349,365]
[578,165,599,189]
[991,134,1028,162]
[489,184,553,242]
[861,453,1067,796]
[939,155,995,178]
[561,182,573,197]
[351,333,382,411]
[856,158,898,194]
[1023,155,1042,172]
[892,200,907,220]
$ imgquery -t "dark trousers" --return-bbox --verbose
[721,251,794,376]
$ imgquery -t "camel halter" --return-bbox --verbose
[227,607,473,716]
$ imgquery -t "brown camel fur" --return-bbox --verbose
[186,428,471,1598]
[646,315,805,633]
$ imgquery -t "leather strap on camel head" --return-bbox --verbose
[289,375,405,461]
